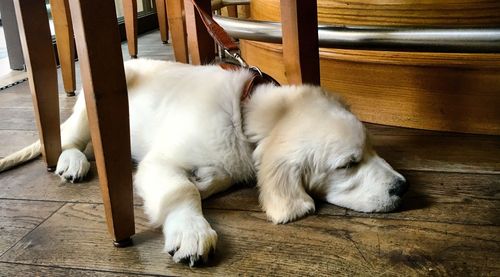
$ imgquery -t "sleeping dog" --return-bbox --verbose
[0,59,407,266]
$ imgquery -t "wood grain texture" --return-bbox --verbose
[0,130,38,158]
[184,0,215,64]
[1,203,498,276]
[14,0,62,169]
[251,0,500,27]
[0,200,63,256]
[69,0,135,242]
[155,0,169,43]
[0,159,101,203]
[280,0,320,85]
[123,0,138,58]
[50,0,76,95]
[0,82,76,110]
[0,108,73,131]
[166,0,189,63]
[240,41,500,135]
[0,263,156,277]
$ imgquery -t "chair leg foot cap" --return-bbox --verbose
[47,166,56,172]
[113,237,133,248]
[131,55,138,59]
[66,91,76,97]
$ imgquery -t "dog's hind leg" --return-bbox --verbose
[55,93,91,182]
[135,155,217,267]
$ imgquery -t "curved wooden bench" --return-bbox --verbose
[242,0,500,135]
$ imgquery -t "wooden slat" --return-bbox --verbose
[13,0,61,170]
[280,0,320,85]
[122,0,138,58]
[68,0,135,243]
[166,0,189,63]
[251,0,500,27]
[1,203,498,276]
[183,0,215,64]
[0,200,63,256]
[50,0,76,95]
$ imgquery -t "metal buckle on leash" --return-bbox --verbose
[224,49,249,68]
[223,49,265,78]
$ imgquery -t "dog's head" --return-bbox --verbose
[245,85,407,223]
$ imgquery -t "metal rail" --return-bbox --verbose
[213,15,500,53]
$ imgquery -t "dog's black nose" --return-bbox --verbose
[389,178,408,197]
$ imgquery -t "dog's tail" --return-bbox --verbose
[0,140,41,173]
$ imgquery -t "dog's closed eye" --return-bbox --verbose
[337,159,360,170]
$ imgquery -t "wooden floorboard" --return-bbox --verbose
[0,262,161,277]
[0,30,498,276]
[0,200,63,256]
[0,203,498,276]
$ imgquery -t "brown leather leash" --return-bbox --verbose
[189,0,280,101]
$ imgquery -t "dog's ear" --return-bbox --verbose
[258,155,315,224]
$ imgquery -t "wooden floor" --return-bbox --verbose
[0,31,499,276]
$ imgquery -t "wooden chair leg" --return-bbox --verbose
[156,0,169,43]
[280,0,320,85]
[50,0,76,96]
[166,0,188,63]
[184,0,214,65]
[14,0,61,171]
[68,0,135,246]
[123,0,138,58]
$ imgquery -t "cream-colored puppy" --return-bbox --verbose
[0,59,407,266]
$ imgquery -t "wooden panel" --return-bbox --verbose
[1,203,498,276]
[251,0,500,27]
[0,200,63,256]
[68,0,135,243]
[241,41,500,135]
[14,0,61,169]
[280,0,320,85]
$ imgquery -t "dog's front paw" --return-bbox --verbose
[163,209,217,267]
[55,148,90,183]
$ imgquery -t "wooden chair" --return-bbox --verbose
[14,0,135,246]
[182,0,320,85]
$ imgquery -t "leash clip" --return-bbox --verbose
[224,49,249,68]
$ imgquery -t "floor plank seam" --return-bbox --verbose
[399,168,500,175]
[0,261,172,277]
[0,202,66,259]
